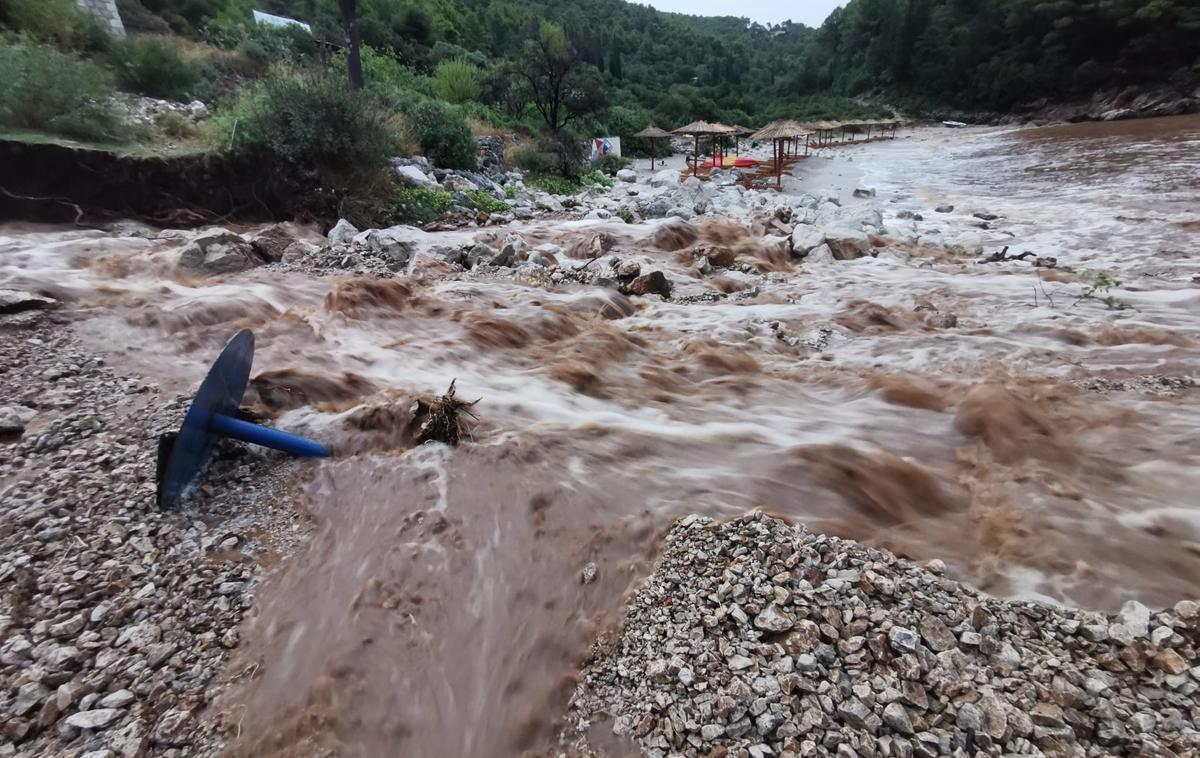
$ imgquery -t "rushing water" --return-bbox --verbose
[1,115,1198,756]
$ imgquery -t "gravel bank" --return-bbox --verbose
[564,513,1200,757]
[0,309,309,757]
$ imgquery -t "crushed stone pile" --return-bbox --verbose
[0,316,304,757]
[564,513,1200,758]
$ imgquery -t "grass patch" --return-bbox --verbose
[384,186,452,225]
[532,175,580,196]
[464,189,509,213]
[581,169,612,188]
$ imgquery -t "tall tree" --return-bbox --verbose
[514,22,607,134]
[338,0,363,91]
[609,45,623,80]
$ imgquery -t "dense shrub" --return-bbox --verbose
[0,36,129,142]
[464,189,508,213]
[331,45,434,112]
[539,136,586,180]
[592,153,630,176]
[509,146,560,175]
[430,41,486,66]
[216,71,399,175]
[203,17,317,63]
[107,36,197,100]
[407,100,477,170]
[433,58,479,104]
[0,0,110,52]
[154,110,197,139]
[384,186,452,225]
[532,175,580,195]
[580,169,612,188]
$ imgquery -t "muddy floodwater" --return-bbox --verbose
[1,115,1198,756]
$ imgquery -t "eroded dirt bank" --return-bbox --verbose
[1,117,1198,756]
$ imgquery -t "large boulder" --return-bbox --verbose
[248,224,300,263]
[476,136,503,171]
[806,243,835,265]
[790,225,826,257]
[616,168,637,183]
[823,229,872,260]
[948,231,984,256]
[441,174,477,192]
[467,243,515,268]
[628,271,672,298]
[500,233,528,259]
[354,229,415,267]
[395,164,438,189]
[0,289,56,314]
[642,197,671,219]
[649,169,680,188]
[177,232,264,274]
[327,219,358,245]
[0,405,36,435]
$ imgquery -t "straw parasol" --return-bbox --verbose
[729,124,756,155]
[633,124,673,169]
[751,120,813,189]
[672,121,737,176]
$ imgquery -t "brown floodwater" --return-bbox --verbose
[1,115,1198,756]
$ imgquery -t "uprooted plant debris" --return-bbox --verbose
[411,379,480,446]
[981,246,1057,267]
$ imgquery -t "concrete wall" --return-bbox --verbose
[75,0,126,37]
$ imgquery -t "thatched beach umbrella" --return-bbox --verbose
[672,121,737,176]
[730,124,755,155]
[752,120,812,190]
[633,125,673,169]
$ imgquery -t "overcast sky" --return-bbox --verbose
[639,0,844,29]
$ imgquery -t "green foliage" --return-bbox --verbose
[580,169,612,188]
[464,188,508,213]
[107,36,197,100]
[407,100,477,169]
[384,185,452,225]
[331,45,434,112]
[532,175,579,195]
[504,185,518,199]
[431,40,485,66]
[0,36,129,142]
[203,16,318,64]
[591,153,629,176]
[433,58,480,104]
[509,145,560,175]
[215,70,399,175]
[512,21,608,133]
[1076,271,1130,310]
[154,110,198,139]
[804,0,1200,109]
[0,0,111,52]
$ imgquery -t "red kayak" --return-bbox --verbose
[703,156,759,168]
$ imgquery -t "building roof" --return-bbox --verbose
[252,10,312,33]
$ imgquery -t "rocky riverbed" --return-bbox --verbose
[2,117,1199,756]
[563,512,1200,757]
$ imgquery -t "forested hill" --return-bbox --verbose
[119,0,1197,117]
[117,0,828,125]
[803,0,1200,110]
